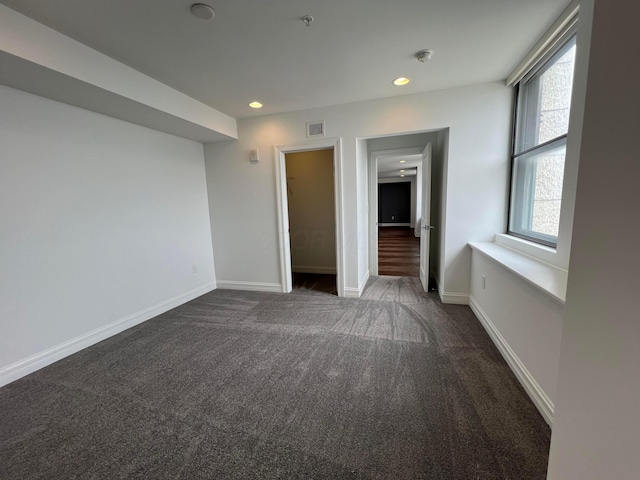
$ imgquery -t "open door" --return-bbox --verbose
[419,144,433,291]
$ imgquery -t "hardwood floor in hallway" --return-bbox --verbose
[378,226,420,277]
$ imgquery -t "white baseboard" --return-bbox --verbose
[440,291,469,305]
[0,282,217,388]
[343,270,371,299]
[216,280,282,293]
[469,295,554,426]
[343,287,360,298]
[433,276,469,305]
[292,265,337,274]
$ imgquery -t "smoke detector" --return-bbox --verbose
[190,4,215,20]
[416,50,434,63]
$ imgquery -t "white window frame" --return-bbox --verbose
[508,31,577,248]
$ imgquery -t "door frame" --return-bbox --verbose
[368,146,426,276]
[419,143,432,291]
[274,137,345,297]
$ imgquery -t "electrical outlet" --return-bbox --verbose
[192,264,198,274]
[482,275,486,289]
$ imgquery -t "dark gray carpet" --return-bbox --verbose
[0,276,551,479]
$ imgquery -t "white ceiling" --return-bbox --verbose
[378,154,421,179]
[0,0,570,119]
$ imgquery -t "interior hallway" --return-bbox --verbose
[378,226,421,277]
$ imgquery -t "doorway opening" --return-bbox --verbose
[377,156,422,277]
[366,130,446,292]
[286,148,336,295]
[275,138,345,297]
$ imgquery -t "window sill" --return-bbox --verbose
[469,241,567,306]
[495,233,567,268]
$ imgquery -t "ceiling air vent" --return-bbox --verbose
[306,120,325,138]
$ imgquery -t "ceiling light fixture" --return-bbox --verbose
[400,160,406,164]
[190,3,215,20]
[301,15,314,27]
[249,101,263,109]
[393,77,411,86]
[400,174,405,177]
[416,49,434,63]
[400,169,405,172]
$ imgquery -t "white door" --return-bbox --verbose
[419,144,432,291]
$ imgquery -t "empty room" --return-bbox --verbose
[1,1,638,479]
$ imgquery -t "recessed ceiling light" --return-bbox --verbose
[249,101,263,109]
[400,174,405,177]
[190,3,215,20]
[393,77,411,86]
[400,169,405,173]
[399,160,406,164]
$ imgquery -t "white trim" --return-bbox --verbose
[378,223,412,227]
[0,282,217,388]
[292,266,337,274]
[439,292,469,305]
[343,287,361,299]
[368,152,379,275]
[274,144,292,293]
[433,270,469,305]
[506,0,579,86]
[419,143,432,292]
[274,138,345,297]
[469,296,554,426]
[358,269,370,295]
[216,280,282,293]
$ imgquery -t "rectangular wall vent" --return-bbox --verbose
[306,120,325,138]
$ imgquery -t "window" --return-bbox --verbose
[509,34,577,247]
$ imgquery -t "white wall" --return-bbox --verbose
[465,0,596,431]
[285,150,336,273]
[470,252,562,424]
[0,85,216,385]
[204,82,511,299]
[367,132,433,153]
[355,138,369,290]
[547,0,640,477]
